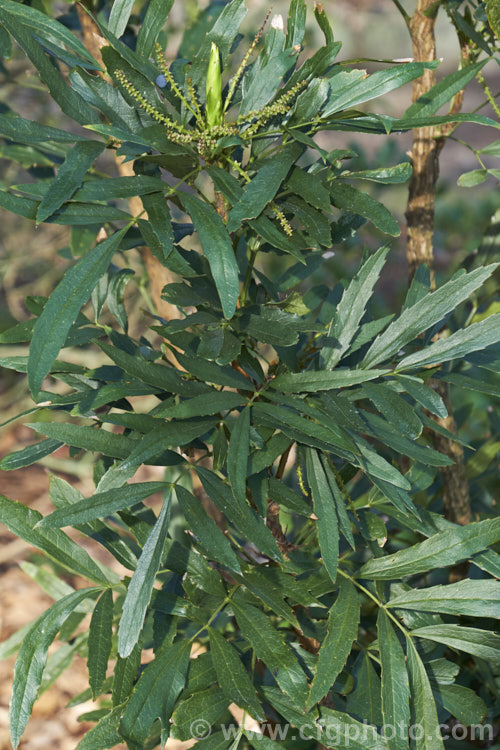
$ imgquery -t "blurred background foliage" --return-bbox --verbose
[0,2,499,749]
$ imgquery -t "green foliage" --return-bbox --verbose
[0,2,499,749]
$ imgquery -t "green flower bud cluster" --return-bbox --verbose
[237,80,307,137]
[114,41,306,162]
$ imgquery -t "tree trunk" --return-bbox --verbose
[405,0,471,526]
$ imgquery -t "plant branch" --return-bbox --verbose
[390,0,411,27]
[404,0,472,530]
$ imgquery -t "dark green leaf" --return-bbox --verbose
[232,595,309,706]
[405,60,486,118]
[395,375,447,418]
[26,422,139,460]
[1,19,99,125]
[227,407,250,506]
[0,494,117,585]
[318,707,387,750]
[108,0,135,38]
[0,0,96,63]
[190,0,247,92]
[360,517,500,579]
[271,368,389,393]
[180,192,239,319]
[176,486,242,573]
[119,639,191,746]
[344,162,412,184]
[139,190,175,264]
[10,588,101,749]
[406,637,443,750]
[321,245,389,369]
[320,455,355,548]
[362,382,422,439]
[377,610,410,750]
[209,629,264,720]
[136,0,174,57]
[362,264,498,368]
[0,114,89,144]
[38,482,170,528]
[307,578,360,708]
[346,652,382,726]
[0,439,63,471]
[88,589,113,699]
[197,467,281,561]
[28,228,128,397]
[172,686,230,742]
[323,63,430,115]
[286,167,331,212]
[157,391,245,419]
[433,684,487,726]
[305,449,339,582]
[330,181,400,236]
[412,624,500,665]
[398,314,500,370]
[388,579,500,618]
[113,639,142,707]
[314,3,334,44]
[118,497,171,657]
[227,144,302,231]
[75,705,124,750]
[36,141,104,223]
[286,0,307,47]
[268,477,311,516]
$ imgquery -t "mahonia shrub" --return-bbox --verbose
[0,1,500,749]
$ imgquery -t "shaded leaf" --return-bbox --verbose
[406,638,443,750]
[88,589,113,699]
[176,486,241,573]
[180,192,239,319]
[118,496,171,657]
[232,595,309,706]
[377,610,410,750]
[305,448,339,582]
[307,578,360,708]
[227,406,250,506]
[209,629,264,720]
[28,228,128,397]
[119,639,191,746]
[321,245,389,369]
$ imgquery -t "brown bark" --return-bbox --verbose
[405,0,471,527]
[405,0,439,283]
